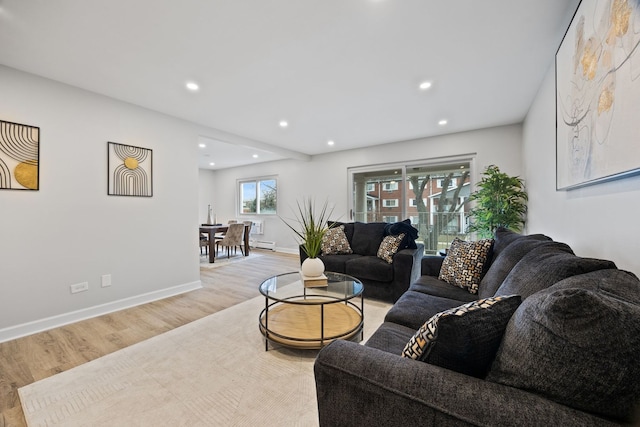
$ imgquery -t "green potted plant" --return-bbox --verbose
[466,165,528,239]
[280,197,334,277]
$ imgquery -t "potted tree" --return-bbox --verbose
[280,197,334,277]
[466,165,528,239]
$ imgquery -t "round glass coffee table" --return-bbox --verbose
[259,271,364,350]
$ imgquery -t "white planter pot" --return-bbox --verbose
[301,257,325,277]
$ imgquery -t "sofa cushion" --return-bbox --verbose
[319,253,361,274]
[494,241,617,299]
[365,321,417,355]
[351,222,387,256]
[490,228,552,262]
[321,225,353,255]
[487,269,640,422]
[377,233,405,263]
[401,295,522,378]
[439,238,494,294]
[384,291,468,330]
[478,234,554,298]
[345,256,393,282]
[409,275,478,303]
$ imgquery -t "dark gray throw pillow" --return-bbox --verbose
[401,295,522,378]
[487,269,640,422]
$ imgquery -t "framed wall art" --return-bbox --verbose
[556,0,640,190]
[0,119,40,190]
[107,142,153,197]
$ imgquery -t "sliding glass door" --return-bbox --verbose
[349,156,473,254]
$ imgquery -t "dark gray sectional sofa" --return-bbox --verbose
[300,221,424,302]
[314,228,640,426]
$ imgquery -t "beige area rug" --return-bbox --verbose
[19,294,391,426]
[199,251,263,269]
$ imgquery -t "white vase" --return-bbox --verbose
[301,257,325,277]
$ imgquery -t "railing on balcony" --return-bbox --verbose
[353,210,467,255]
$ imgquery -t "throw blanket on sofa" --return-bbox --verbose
[385,220,418,249]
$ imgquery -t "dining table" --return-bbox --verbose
[199,224,251,263]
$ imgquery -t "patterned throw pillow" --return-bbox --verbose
[321,225,353,255]
[438,237,494,294]
[377,233,405,263]
[401,295,521,378]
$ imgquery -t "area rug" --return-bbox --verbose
[199,251,263,269]
[19,294,391,426]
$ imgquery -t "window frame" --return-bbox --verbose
[237,176,278,215]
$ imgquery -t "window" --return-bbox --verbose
[409,198,427,207]
[349,157,473,254]
[437,178,456,189]
[366,183,375,192]
[382,181,398,191]
[239,177,277,214]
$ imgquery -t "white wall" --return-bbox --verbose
[206,124,523,253]
[0,66,205,340]
[198,168,216,224]
[523,62,640,276]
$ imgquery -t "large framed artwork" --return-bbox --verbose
[0,120,40,190]
[556,0,640,190]
[107,142,153,197]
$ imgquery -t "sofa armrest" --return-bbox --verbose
[390,243,424,301]
[421,255,445,277]
[314,340,618,427]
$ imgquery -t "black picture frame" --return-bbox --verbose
[107,141,153,197]
[0,119,40,191]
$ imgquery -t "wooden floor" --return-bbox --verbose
[0,250,300,427]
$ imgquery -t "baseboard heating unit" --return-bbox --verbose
[250,240,276,251]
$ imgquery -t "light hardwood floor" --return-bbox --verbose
[0,250,300,427]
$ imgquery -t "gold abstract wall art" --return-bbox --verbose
[107,142,153,197]
[556,0,640,190]
[0,120,40,190]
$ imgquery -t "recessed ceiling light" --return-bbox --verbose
[209,162,215,166]
[438,119,448,125]
[327,140,335,146]
[252,154,259,158]
[198,143,206,148]
[279,120,288,128]
[186,81,199,91]
[419,81,432,90]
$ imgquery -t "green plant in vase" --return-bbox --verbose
[280,197,334,276]
[467,165,528,239]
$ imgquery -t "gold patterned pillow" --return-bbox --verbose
[321,225,353,255]
[377,233,405,263]
[438,238,494,294]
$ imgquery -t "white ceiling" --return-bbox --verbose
[0,0,578,170]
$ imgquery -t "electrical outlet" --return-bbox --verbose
[70,282,89,294]
[101,274,112,287]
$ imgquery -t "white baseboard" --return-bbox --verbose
[0,281,202,343]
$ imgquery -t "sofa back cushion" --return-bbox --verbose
[351,222,387,256]
[494,241,617,299]
[487,269,640,422]
[478,234,553,299]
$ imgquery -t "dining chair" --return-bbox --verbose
[242,220,253,254]
[199,232,209,255]
[216,223,245,258]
